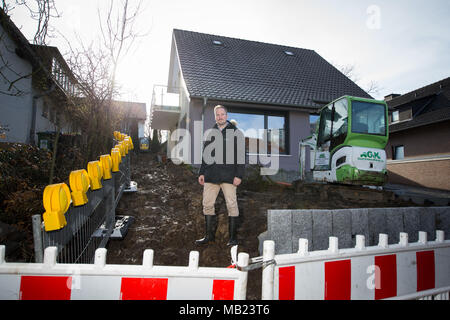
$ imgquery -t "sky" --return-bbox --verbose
[8,0,450,119]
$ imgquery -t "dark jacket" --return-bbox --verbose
[199,121,245,184]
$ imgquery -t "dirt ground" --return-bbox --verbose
[105,151,418,300]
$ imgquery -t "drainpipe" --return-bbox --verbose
[202,96,208,125]
[29,84,56,145]
[202,96,208,136]
[199,97,208,165]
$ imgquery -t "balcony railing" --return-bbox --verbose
[150,85,181,130]
[151,85,181,112]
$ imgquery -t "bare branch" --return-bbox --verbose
[332,61,382,96]
[338,63,361,84]
[365,80,383,96]
[11,0,61,45]
[98,0,147,92]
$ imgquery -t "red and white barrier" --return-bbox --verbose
[0,246,249,300]
[261,230,450,300]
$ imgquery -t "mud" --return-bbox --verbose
[105,152,418,299]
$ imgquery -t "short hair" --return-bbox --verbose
[214,104,227,114]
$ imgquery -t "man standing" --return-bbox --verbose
[196,105,245,246]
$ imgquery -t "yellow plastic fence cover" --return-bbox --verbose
[87,161,103,190]
[42,183,71,231]
[100,154,112,180]
[69,169,89,207]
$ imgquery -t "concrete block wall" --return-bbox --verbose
[259,207,450,255]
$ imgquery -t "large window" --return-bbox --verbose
[227,109,288,154]
[351,101,386,135]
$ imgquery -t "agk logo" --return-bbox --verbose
[360,151,381,160]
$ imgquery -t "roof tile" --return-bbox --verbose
[173,29,371,109]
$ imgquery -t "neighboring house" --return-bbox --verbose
[150,29,371,181]
[112,100,147,148]
[0,10,146,150]
[0,8,77,146]
[385,77,450,191]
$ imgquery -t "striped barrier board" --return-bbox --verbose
[262,230,450,300]
[0,246,249,300]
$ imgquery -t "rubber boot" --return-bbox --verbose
[195,215,217,245]
[227,216,239,246]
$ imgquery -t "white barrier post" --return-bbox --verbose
[355,235,365,250]
[328,236,339,253]
[262,240,275,300]
[143,249,154,268]
[236,252,249,300]
[378,233,388,248]
[418,231,427,245]
[94,248,107,267]
[0,245,4,264]
[298,238,309,256]
[188,251,199,270]
[43,246,57,266]
[399,232,408,246]
[436,230,444,242]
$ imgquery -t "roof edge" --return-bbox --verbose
[189,95,322,113]
[172,28,316,53]
[389,76,450,108]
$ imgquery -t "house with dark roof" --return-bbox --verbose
[150,29,371,180]
[1,9,147,149]
[112,100,147,148]
[385,77,450,191]
[0,8,79,145]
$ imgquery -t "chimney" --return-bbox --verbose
[384,93,401,102]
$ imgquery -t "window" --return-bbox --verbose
[284,50,294,56]
[227,109,288,154]
[392,110,399,123]
[317,98,349,151]
[330,98,348,150]
[351,101,386,135]
[268,115,286,154]
[51,57,75,95]
[393,145,404,160]
[212,40,223,46]
[317,104,332,150]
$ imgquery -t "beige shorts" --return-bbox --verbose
[202,182,239,217]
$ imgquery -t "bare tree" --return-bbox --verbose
[3,0,147,166]
[98,0,146,101]
[63,39,123,163]
[336,62,382,96]
[60,0,147,163]
[96,0,147,143]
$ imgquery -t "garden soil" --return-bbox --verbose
[105,152,418,300]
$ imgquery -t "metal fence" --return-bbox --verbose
[32,136,135,264]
